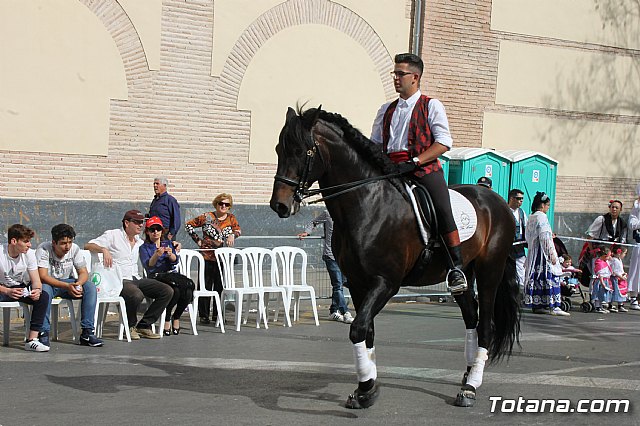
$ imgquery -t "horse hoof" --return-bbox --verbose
[454,385,476,407]
[345,382,380,409]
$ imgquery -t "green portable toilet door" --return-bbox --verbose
[440,156,450,184]
[469,157,510,200]
[511,157,557,223]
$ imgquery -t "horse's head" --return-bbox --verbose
[270,107,324,217]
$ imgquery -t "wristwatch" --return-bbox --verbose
[412,157,421,166]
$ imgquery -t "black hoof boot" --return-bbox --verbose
[454,384,476,407]
[345,381,380,409]
[461,366,471,386]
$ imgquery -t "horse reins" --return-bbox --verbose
[273,132,405,205]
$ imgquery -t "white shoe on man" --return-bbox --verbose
[342,312,354,324]
[329,312,344,322]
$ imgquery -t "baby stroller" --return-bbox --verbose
[553,236,593,312]
[559,272,593,312]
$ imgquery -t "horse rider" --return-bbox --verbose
[370,52,467,294]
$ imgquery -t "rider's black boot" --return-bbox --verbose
[447,245,468,294]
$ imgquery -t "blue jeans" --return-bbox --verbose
[42,278,97,333]
[324,256,349,314]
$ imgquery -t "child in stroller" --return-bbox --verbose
[558,254,583,312]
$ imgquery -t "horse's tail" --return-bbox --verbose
[489,255,521,364]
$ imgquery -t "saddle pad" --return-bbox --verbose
[449,189,477,243]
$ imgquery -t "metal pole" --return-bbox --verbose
[412,0,424,55]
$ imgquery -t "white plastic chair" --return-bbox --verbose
[1,301,30,346]
[85,254,131,343]
[216,248,263,331]
[179,249,224,334]
[241,247,291,328]
[50,298,79,342]
[271,246,319,326]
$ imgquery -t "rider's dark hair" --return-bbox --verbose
[531,191,550,214]
[394,53,423,77]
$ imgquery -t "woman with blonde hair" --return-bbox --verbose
[185,193,241,324]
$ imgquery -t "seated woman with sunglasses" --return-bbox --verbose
[185,193,241,324]
[140,216,191,335]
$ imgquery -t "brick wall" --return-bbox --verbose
[421,0,639,213]
[1,0,637,216]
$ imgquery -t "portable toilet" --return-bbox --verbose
[446,148,511,199]
[501,150,558,225]
[440,151,451,184]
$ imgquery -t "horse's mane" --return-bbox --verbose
[294,107,406,197]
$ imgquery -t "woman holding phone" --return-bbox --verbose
[140,216,190,335]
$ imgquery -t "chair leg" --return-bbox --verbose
[117,300,131,342]
[22,304,32,341]
[212,293,225,333]
[66,299,79,341]
[282,291,292,327]
[51,303,59,341]
[235,295,242,332]
[188,302,198,336]
[308,289,320,327]
[3,308,10,346]
[259,293,268,330]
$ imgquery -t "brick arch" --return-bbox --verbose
[79,0,153,98]
[212,0,395,108]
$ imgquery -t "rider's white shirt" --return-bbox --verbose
[370,90,453,153]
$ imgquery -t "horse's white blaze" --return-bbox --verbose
[353,341,377,382]
[466,347,488,389]
[465,328,478,366]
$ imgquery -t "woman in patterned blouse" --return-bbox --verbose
[185,193,241,324]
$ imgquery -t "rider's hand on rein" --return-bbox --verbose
[396,161,418,175]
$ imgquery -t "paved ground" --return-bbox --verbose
[1,300,639,426]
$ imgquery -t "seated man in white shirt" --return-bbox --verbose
[84,210,173,340]
[37,223,103,347]
[0,224,51,352]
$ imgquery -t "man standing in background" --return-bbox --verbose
[149,176,181,240]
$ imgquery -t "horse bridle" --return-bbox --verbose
[273,130,405,205]
[273,134,321,203]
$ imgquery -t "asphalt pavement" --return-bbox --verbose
[1,300,639,426]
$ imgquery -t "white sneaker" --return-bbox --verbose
[551,307,570,316]
[630,302,640,311]
[25,338,50,352]
[342,312,354,324]
[329,312,344,322]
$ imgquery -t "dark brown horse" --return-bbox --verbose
[270,107,520,408]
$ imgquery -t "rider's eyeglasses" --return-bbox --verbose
[218,202,231,208]
[390,71,414,79]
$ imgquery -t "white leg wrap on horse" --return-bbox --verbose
[465,329,478,366]
[353,341,376,382]
[466,347,488,389]
[367,346,377,381]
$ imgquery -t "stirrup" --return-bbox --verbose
[446,268,468,294]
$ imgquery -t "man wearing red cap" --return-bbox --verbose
[85,209,173,339]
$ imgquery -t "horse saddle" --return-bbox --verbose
[403,182,477,246]
[401,182,477,286]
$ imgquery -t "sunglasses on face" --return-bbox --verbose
[218,202,231,208]
[515,197,524,201]
[130,219,144,225]
[148,227,163,233]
